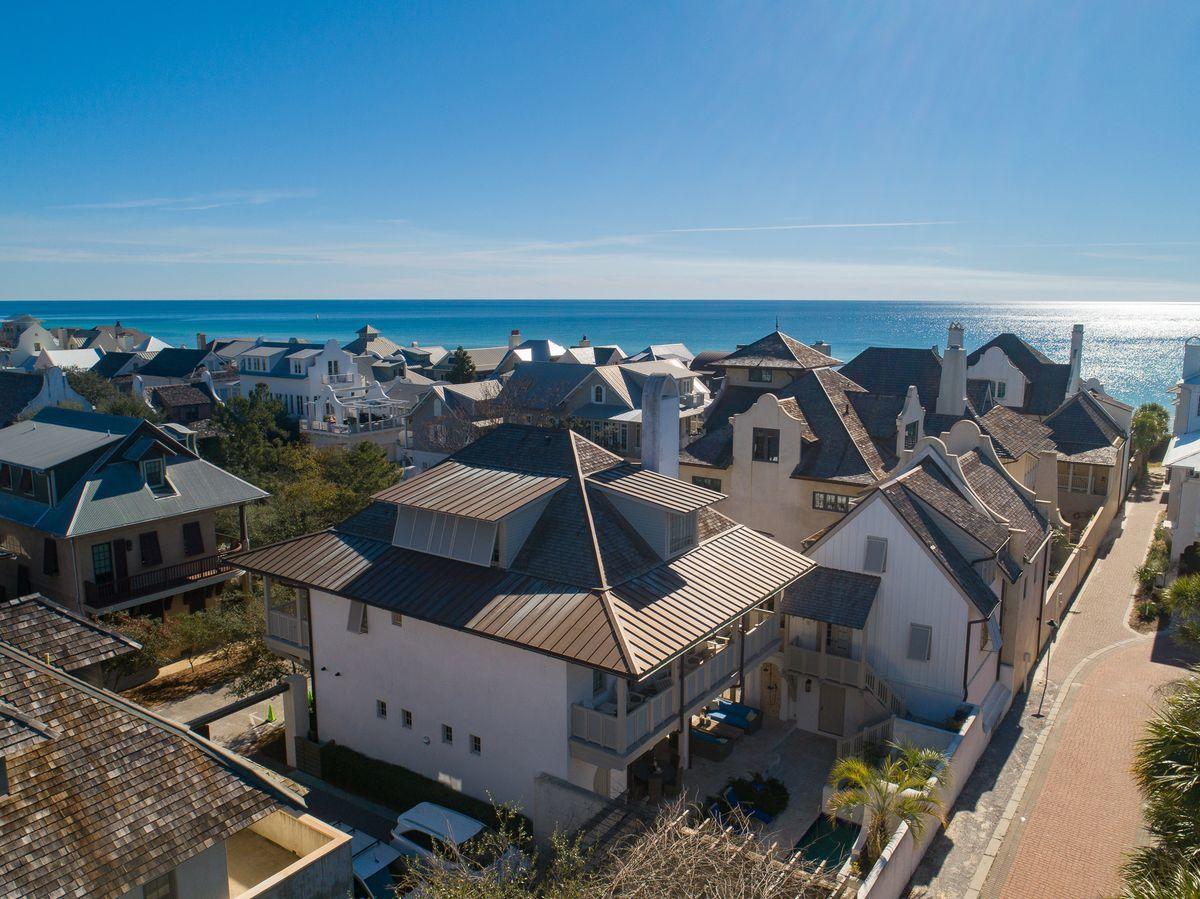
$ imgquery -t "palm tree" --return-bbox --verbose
[1122,670,1200,898]
[825,741,951,871]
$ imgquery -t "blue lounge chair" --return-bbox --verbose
[723,786,773,825]
[690,727,734,761]
[707,699,762,734]
[708,802,749,834]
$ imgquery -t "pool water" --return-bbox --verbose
[793,817,860,870]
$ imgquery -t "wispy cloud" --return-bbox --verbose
[57,189,316,211]
[664,220,960,234]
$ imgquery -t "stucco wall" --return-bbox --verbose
[965,346,1027,410]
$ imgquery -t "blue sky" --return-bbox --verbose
[1,1,1197,300]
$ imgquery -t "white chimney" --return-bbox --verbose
[1183,337,1200,381]
[936,322,967,417]
[196,332,207,350]
[578,334,591,347]
[508,329,522,349]
[1067,324,1084,396]
[641,374,680,478]
[812,340,832,357]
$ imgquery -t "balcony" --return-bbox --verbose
[785,640,906,717]
[267,609,310,649]
[300,414,406,435]
[570,614,780,761]
[84,554,239,612]
[321,372,356,385]
[225,810,350,898]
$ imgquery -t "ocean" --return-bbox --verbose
[2,299,1195,410]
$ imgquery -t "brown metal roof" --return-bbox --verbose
[373,461,566,521]
[588,463,724,513]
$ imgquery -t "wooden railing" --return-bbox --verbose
[786,642,865,688]
[267,610,310,648]
[84,554,235,609]
[836,715,895,759]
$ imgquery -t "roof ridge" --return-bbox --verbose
[596,588,638,677]
[567,431,609,590]
[812,367,887,477]
[0,638,305,808]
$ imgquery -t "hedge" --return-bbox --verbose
[318,741,530,833]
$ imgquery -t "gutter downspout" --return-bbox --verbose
[963,617,988,702]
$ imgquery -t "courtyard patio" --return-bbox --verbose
[684,719,838,849]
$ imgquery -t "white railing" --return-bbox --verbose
[864,662,906,717]
[267,610,309,648]
[786,641,865,687]
[836,715,895,759]
[300,416,405,435]
[570,614,780,756]
[322,372,355,385]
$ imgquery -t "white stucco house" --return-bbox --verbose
[1164,337,1200,562]
[230,338,361,418]
[233,399,815,827]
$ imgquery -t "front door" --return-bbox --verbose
[761,663,781,718]
[112,539,129,582]
[819,683,846,736]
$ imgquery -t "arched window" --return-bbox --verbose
[593,385,605,404]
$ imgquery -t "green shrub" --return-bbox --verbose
[318,742,529,833]
[1136,600,1162,622]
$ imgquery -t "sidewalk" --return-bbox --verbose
[908,480,1179,897]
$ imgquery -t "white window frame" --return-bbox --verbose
[376,700,387,719]
[863,536,888,573]
[907,623,933,661]
[470,734,482,755]
[593,384,605,404]
[402,709,413,729]
[442,724,453,745]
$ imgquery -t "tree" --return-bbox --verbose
[447,346,477,384]
[1122,670,1200,898]
[825,741,951,871]
[1165,575,1200,649]
[1133,403,1171,460]
[208,384,293,478]
[65,369,158,420]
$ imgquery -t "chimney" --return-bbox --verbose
[1034,449,1059,519]
[936,322,967,417]
[1007,527,1027,566]
[1067,324,1084,396]
[812,340,832,357]
[196,332,207,350]
[509,329,522,349]
[410,340,420,348]
[641,374,680,478]
[578,334,591,347]
[1183,337,1200,381]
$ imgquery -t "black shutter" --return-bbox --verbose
[182,522,204,557]
[139,531,163,567]
[42,538,59,576]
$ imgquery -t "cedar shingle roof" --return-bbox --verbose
[1043,390,1124,465]
[782,567,879,629]
[0,595,139,672]
[839,347,943,408]
[715,330,841,371]
[977,404,1053,460]
[233,424,813,677]
[958,448,1051,557]
[0,371,43,427]
[0,642,295,898]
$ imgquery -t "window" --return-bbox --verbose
[402,709,413,729]
[825,623,853,659]
[181,521,204,556]
[18,468,33,496]
[442,724,453,745]
[593,384,605,403]
[391,611,404,626]
[752,427,780,463]
[139,531,163,566]
[692,475,722,491]
[0,464,10,490]
[904,420,919,451]
[143,871,177,899]
[91,542,114,583]
[863,536,888,573]
[327,360,340,377]
[142,458,165,489]
[748,368,773,383]
[1069,464,1090,494]
[347,600,369,634]
[1092,467,1109,496]
[42,538,58,576]
[813,491,851,513]
[994,380,1007,399]
[376,700,387,719]
[979,621,991,651]
[592,669,606,696]
[669,513,697,554]
[907,624,933,661]
[470,734,482,755]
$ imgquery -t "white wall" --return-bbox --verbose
[966,347,1027,410]
[809,497,981,720]
[311,592,581,812]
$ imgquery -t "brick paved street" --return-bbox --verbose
[909,479,1193,898]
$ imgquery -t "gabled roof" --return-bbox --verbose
[1043,389,1124,465]
[0,640,297,898]
[150,383,214,408]
[232,424,812,677]
[715,330,841,371]
[499,361,595,411]
[957,448,1051,557]
[89,351,138,380]
[0,371,45,427]
[0,407,136,469]
[781,567,879,629]
[977,403,1053,461]
[135,347,211,378]
[0,594,139,671]
[966,334,1071,415]
[838,347,943,408]
[624,343,694,364]
[432,346,510,373]
[37,348,102,371]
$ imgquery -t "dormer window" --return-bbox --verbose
[142,458,165,490]
[292,361,305,374]
[593,384,605,404]
[749,368,773,383]
[904,421,919,450]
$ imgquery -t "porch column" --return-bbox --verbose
[674,658,690,770]
[736,615,746,695]
[238,503,251,594]
[283,673,307,768]
[616,677,628,754]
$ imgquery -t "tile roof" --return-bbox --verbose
[0,641,296,898]
[781,567,880,629]
[958,448,1051,557]
[966,334,1071,415]
[838,347,943,407]
[232,424,813,676]
[976,404,1053,461]
[135,348,212,378]
[0,594,139,672]
[0,371,44,427]
[1043,389,1124,465]
[716,330,841,370]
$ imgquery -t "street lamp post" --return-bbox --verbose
[1035,619,1060,718]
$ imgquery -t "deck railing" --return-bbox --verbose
[836,715,896,759]
[84,555,235,609]
[786,641,864,687]
[267,610,310,648]
[864,662,906,717]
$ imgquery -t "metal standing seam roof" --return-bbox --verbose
[372,461,567,521]
[0,417,128,470]
[588,464,725,513]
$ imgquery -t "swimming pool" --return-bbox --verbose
[793,816,860,871]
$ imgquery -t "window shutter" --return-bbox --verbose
[907,624,932,661]
[864,536,888,573]
[42,538,59,576]
[347,600,368,634]
[139,531,163,567]
[181,521,204,557]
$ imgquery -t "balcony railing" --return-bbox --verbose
[84,554,236,610]
[267,610,310,648]
[786,641,906,717]
[300,415,406,435]
[321,372,356,385]
[570,614,780,757]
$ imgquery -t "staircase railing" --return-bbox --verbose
[863,661,906,717]
[836,715,895,759]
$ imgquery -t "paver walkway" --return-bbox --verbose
[908,479,1192,897]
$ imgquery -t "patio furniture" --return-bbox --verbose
[707,698,762,734]
[690,713,742,741]
[690,728,734,761]
[723,786,774,825]
[708,802,749,834]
